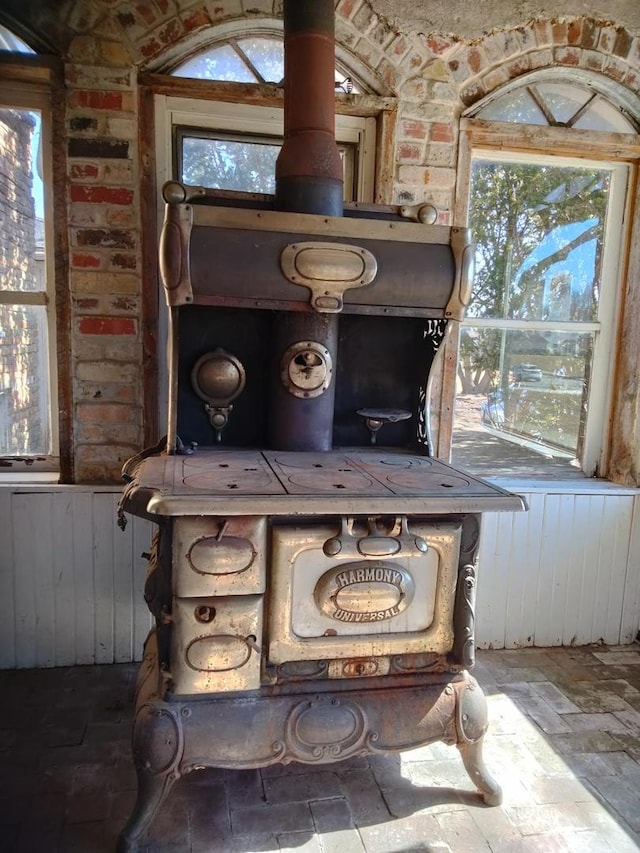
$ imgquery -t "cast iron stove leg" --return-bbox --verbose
[116,766,178,852]
[453,674,503,806]
[457,737,503,806]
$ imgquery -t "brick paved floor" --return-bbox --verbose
[1,646,640,852]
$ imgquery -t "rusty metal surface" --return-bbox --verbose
[275,0,343,216]
[123,449,526,515]
[268,311,339,451]
[185,205,459,315]
[267,519,460,664]
[117,632,500,851]
[170,594,263,694]
[173,515,267,598]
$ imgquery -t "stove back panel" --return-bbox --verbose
[175,307,438,450]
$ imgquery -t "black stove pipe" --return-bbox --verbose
[268,0,343,452]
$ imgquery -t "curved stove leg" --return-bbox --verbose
[457,737,503,805]
[453,674,502,806]
[116,769,178,852]
[117,696,184,852]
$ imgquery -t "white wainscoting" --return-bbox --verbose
[1,483,639,668]
[476,484,640,649]
[0,487,153,669]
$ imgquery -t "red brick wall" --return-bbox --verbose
[50,1,640,482]
[65,59,142,481]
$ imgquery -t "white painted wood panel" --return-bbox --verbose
[621,496,640,644]
[1,484,639,667]
[0,487,153,669]
[0,490,16,666]
[476,488,640,649]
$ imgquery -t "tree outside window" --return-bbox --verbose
[452,152,626,477]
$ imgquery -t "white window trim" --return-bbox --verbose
[154,94,376,202]
[455,143,632,478]
[0,78,58,472]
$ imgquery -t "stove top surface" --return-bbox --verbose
[125,449,525,517]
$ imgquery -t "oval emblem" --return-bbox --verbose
[335,582,401,613]
[314,560,414,623]
[187,536,255,577]
[186,635,252,672]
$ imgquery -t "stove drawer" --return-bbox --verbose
[173,516,266,597]
[170,595,263,695]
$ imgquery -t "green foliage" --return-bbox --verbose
[460,158,609,399]
[181,137,279,193]
[467,160,608,323]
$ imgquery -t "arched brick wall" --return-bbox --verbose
[451,20,640,107]
[3,1,640,481]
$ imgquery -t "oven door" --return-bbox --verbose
[267,516,461,665]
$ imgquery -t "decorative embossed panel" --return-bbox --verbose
[170,595,263,694]
[173,516,266,597]
[268,520,460,664]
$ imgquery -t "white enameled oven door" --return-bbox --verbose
[268,518,461,664]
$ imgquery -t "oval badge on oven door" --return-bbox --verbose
[313,560,415,624]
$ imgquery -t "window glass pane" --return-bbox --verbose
[0,303,51,455]
[454,326,593,466]
[533,82,592,125]
[0,24,34,53]
[573,98,637,133]
[177,128,357,197]
[173,46,257,82]
[335,68,361,94]
[467,159,610,323]
[0,102,53,461]
[180,136,279,192]
[0,108,44,293]
[170,36,366,92]
[237,37,284,83]
[476,90,547,124]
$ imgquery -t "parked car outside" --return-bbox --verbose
[513,363,542,382]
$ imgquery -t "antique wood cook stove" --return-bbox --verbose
[117,2,525,849]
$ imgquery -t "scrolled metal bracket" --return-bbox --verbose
[452,562,477,669]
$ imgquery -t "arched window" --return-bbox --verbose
[471,70,638,133]
[450,71,639,480]
[172,34,362,93]
[0,24,34,53]
[158,32,374,202]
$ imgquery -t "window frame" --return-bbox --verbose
[0,70,59,478]
[443,118,639,478]
[155,95,376,203]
